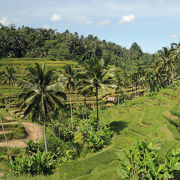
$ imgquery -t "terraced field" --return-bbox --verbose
[0,108,43,148]
[52,87,180,180]
[7,86,180,180]
[0,58,144,109]
[1,58,180,179]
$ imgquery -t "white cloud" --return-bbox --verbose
[51,14,62,21]
[170,34,180,39]
[0,17,10,26]
[80,19,92,25]
[42,24,51,29]
[97,20,111,26]
[119,14,136,24]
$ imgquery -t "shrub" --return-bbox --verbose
[25,140,39,155]
[117,140,180,179]
[39,132,69,154]
[75,121,113,152]
[84,126,113,151]
[9,151,56,176]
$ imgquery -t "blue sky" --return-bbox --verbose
[0,0,180,53]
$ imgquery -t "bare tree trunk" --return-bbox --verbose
[141,77,147,93]
[44,118,48,152]
[131,83,134,95]
[9,82,11,106]
[82,107,85,120]
[118,92,120,105]
[0,117,11,161]
[70,94,73,129]
[96,87,99,131]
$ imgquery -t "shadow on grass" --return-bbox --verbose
[109,121,128,135]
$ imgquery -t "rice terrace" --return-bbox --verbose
[0,0,180,179]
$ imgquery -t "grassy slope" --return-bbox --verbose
[10,86,180,180]
[0,58,143,107]
[51,87,180,180]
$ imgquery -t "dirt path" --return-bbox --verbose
[0,122,43,148]
[0,172,3,178]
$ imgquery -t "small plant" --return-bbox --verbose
[25,139,39,155]
[75,120,113,152]
[9,151,56,176]
[117,140,180,179]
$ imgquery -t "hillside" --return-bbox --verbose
[8,84,180,180]
[0,58,145,109]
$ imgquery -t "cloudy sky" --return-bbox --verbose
[0,0,180,53]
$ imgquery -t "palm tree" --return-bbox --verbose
[171,42,180,60]
[0,65,17,106]
[61,64,76,129]
[80,58,113,131]
[18,63,66,152]
[137,66,147,93]
[114,72,124,104]
[156,47,176,86]
[171,43,180,76]
[145,68,158,92]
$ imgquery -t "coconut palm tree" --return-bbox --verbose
[114,72,124,104]
[80,58,113,131]
[145,68,158,92]
[18,63,66,152]
[0,65,17,106]
[171,42,180,60]
[61,64,77,129]
[137,66,147,93]
[156,47,176,86]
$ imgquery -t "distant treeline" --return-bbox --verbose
[0,24,154,70]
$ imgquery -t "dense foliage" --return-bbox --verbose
[9,151,56,176]
[0,24,153,70]
[117,140,180,179]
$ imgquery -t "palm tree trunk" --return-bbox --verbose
[69,94,73,129]
[96,86,99,131]
[0,117,11,161]
[141,77,147,93]
[82,105,85,120]
[44,118,48,152]
[9,82,11,106]
[118,92,120,105]
[131,83,134,95]
[136,83,138,96]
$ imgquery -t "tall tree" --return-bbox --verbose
[156,47,176,86]
[0,65,17,106]
[61,64,76,129]
[80,58,113,131]
[19,63,66,152]
[114,71,124,104]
